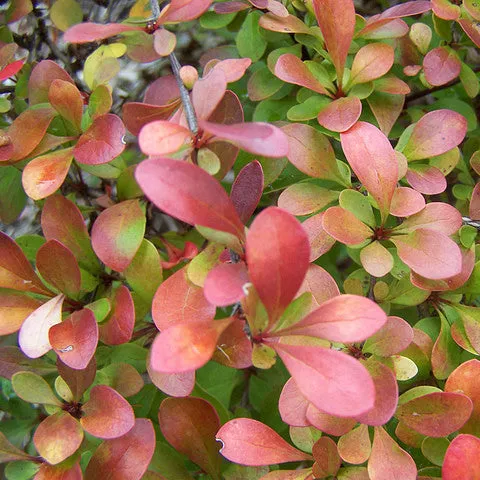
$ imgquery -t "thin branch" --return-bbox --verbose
[169,51,199,134]
[463,216,480,230]
[0,85,15,94]
[406,65,480,104]
[150,0,161,19]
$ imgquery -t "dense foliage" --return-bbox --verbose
[1,0,480,478]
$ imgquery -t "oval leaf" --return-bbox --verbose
[442,434,480,480]
[317,97,362,133]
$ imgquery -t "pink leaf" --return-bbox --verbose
[279,378,310,427]
[393,202,462,236]
[364,316,414,357]
[470,183,480,220]
[302,213,336,262]
[246,207,310,325]
[443,434,480,480]
[307,406,356,436]
[312,0,356,85]
[274,54,332,96]
[296,264,340,309]
[135,158,245,238]
[201,120,289,158]
[98,285,135,345]
[192,67,227,121]
[152,267,215,330]
[64,22,140,43]
[322,206,373,245]
[204,262,250,306]
[432,0,461,20]
[81,385,134,439]
[272,343,375,417]
[19,295,64,359]
[423,47,461,86]
[0,59,24,81]
[150,318,233,373]
[355,359,398,426]
[349,43,395,85]
[153,28,176,56]
[138,121,192,156]
[208,58,252,83]
[368,426,417,480]
[74,114,126,165]
[148,355,195,397]
[91,200,146,272]
[159,397,221,478]
[28,60,75,105]
[85,419,156,480]
[391,229,462,280]
[317,97,362,133]
[402,109,467,160]
[278,183,338,216]
[458,19,480,48]
[259,13,312,35]
[216,418,312,466]
[273,294,386,343]
[160,0,213,23]
[230,160,264,224]
[49,309,98,370]
[360,241,394,277]
[406,165,447,195]
[341,121,398,223]
[390,187,425,217]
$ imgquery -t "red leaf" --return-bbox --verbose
[368,426,417,480]
[160,0,213,22]
[423,47,461,87]
[138,120,192,156]
[317,97,362,133]
[355,358,398,426]
[159,397,222,478]
[390,187,425,217]
[274,54,332,96]
[396,392,473,437]
[0,291,42,336]
[322,206,373,245]
[22,147,74,200]
[19,294,64,359]
[99,285,135,345]
[28,60,75,105]
[272,343,375,417]
[122,101,181,136]
[207,58,252,83]
[391,229,462,280]
[432,0,461,20]
[246,207,310,325]
[136,157,245,238]
[312,0,355,86]
[49,309,98,370]
[445,360,480,436]
[202,120,289,158]
[0,231,50,295]
[35,462,82,480]
[312,437,341,478]
[73,114,126,165]
[442,434,480,480]
[349,43,394,85]
[192,67,227,121]
[341,121,398,223]
[150,318,233,373]
[216,418,311,466]
[41,195,99,273]
[204,262,250,306]
[302,213,336,262]
[212,318,253,369]
[273,294,386,343]
[57,357,97,402]
[470,182,480,220]
[33,411,83,465]
[402,109,467,160]
[0,59,24,81]
[306,405,356,436]
[152,266,215,330]
[406,165,447,195]
[458,19,480,48]
[85,419,156,480]
[393,202,462,236]
[230,160,264,224]
[36,240,81,298]
[91,200,145,272]
[81,385,135,439]
[64,22,140,43]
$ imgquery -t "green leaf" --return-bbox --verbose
[0,167,26,225]
[11,372,62,406]
[4,461,39,479]
[236,11,267,62]
[200,11,236,29]
[15,235,46,263]
[50,0,83,31]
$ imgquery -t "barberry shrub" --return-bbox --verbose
[1,0,480,478]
